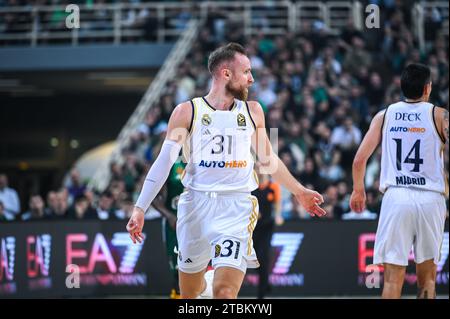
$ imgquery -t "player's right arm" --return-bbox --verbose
[126,102,191,243]
[350,110,385,213]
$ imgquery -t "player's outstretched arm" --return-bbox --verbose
[350,110,385,213]
[126,102,191,243]
[248,101,326,217]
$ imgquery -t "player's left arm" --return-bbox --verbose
[435,107,449,144]
[248,101,326,217]
[350,110,385,213]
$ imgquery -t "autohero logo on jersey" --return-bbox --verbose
[390,126,426,133]
[0,236,16,295]
[198,160,248,168]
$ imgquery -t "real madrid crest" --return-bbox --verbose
[237,113,246,127]
[202,113,212,126]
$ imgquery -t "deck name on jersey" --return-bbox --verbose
[395,112,421,121]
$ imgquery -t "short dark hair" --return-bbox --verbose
[207,42,247,75]
[400,63,431,99]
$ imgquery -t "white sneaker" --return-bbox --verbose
[197,269,215,299]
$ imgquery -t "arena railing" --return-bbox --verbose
[1,2,446,47]
[412,2,448,52]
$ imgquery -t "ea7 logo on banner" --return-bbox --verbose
[65,232,147,288]
[271,233,304,274]
[66,233,145,274]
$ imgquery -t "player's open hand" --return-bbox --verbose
[295,188,327,217]
[350,190,366,213]
[126,207,145,244]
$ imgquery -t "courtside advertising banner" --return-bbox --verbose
[0,219,448,298]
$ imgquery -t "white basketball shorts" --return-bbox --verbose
[176,189,260,274]
[374,187,447,266]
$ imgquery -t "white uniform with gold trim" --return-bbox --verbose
[177,97,260,273]
[374,101,447,266]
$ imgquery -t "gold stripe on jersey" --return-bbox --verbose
[247,197,258,255]
[253,170,259,185]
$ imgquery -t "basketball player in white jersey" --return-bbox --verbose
[350,63,449,298]
[126,43,326,299]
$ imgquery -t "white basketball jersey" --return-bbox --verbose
[181,97,259,192]
[380,101,447,195]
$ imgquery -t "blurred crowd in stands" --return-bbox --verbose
[0,0,448,222]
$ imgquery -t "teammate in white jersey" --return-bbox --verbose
[126,43,326,299]
[350,63,449,298]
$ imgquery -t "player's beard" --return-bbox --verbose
[225,81,248,101]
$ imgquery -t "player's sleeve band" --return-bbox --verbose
[135,139,182,213]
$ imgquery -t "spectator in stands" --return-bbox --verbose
[110,161,124,183]
[115,195,134,220]
[47,188,68,220]
[349,85,369,125]
[298,157,326,193]
[122,152,144,194]
[256,77,277,110]
[336,181,351,213]
[21,194,47,221]
[67,194,96,220]
[313,122,345,183]
[96,190,115,220]
[330,117,362,170]
[0,201,7,222]
[341,36,372,75]
[52,189,69,219]
[322,185,344,220]
[44,191,58,216]
[66,168,87,206]
[366,72,385,112]
[0,173,20,221]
